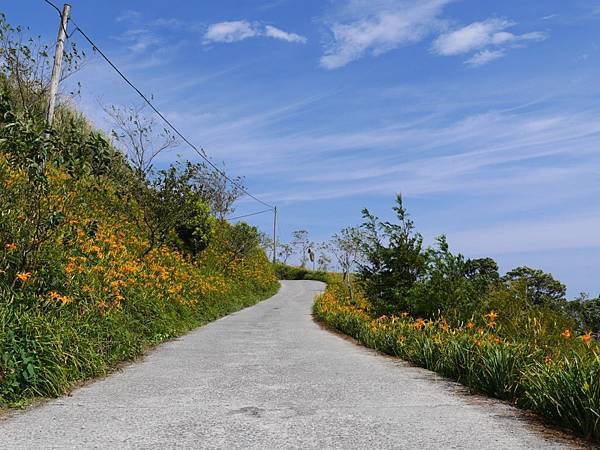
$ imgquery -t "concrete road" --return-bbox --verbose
[0,281,583,449]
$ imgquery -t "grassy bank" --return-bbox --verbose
[0,149,279,405]
[314,281,600,441]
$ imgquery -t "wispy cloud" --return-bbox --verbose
[203,20,306,44]
[320,0,451,69]
[541,14,559,21]
[465,49,505,67]
[432,18,548,65]
[264,25,307,43]
[204,21,260,43]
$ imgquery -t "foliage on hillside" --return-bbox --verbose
[0,14,277,406]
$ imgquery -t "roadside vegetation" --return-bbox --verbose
[0,14,277,406]
[273,263,330,283]
[314,195,600,441]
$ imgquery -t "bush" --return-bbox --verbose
[274,263,329,283]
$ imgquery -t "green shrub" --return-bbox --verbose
[274,263,329,282]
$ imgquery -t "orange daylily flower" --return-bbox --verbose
[581,332,593,346]
[561,329,572,339]
[16,272,31,282]
[484,311,498,322]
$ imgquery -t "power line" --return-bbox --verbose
[227,209,273,221]
[42,0,275,211]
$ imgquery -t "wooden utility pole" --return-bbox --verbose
[272,206,278,265]
[46,3,71,126]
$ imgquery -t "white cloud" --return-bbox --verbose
[264,25,307,43]
[204,21,260,43]
[433,19,513,55]
[320,0,452,69]
[465,49,506,67]
[432,18,548,65]
[203,21,306,45]
[116,10,142,23]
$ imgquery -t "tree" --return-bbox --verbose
[358,195,426,315]
[463,257,500,292]
[566,293,600,334]
[407,236,479,320]
[278,243,293,264]
[502,266,566,307]
[189,164,245,220]
[219,222,260,269]
[330,227,363,281]
[174,200,215,256]
[464,257,500,281]
[121,161,216,258]
[316,244,332,272]
[104,103,178,177]
[292,230,312,267]
[258,232,274,261]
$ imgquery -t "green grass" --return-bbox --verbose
[274,262,331,283]
[0,276,278,407]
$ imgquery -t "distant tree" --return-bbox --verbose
[137,162,214,257]
[220,222,260,269]
[566,293,600,334]
[502,266,566,307]
[317,244,332,272]
[278,243,294,264]
[292,230,312,267]
[464,257,500,281]
[330,227,363,282]
[464,257,500,292]
[258,232,274,260]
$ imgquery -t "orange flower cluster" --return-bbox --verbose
[48,291,72,305]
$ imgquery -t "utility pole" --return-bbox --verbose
[272,206,278,265]
[46,3,71,126]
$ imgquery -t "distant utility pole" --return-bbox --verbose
[272,207,278,265]
[46,3,71,126]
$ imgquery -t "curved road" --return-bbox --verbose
[0,281,582,449]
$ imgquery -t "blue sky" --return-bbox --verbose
[7,0,600,296]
